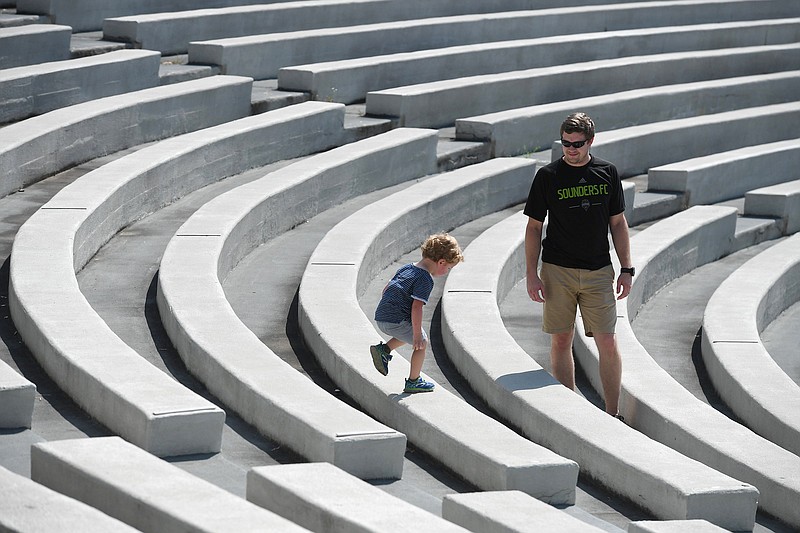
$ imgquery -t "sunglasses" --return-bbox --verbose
[560,139,589,148]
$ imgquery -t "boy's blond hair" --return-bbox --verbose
[421,233,464,264]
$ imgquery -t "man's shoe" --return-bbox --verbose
[370,343,391,376]
[404,376,435,393]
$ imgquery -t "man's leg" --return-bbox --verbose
[593,332,622,415]
[550,329,576,390]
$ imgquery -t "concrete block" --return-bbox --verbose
[0,75,253,199]
[31,437,311,533]
[299,158,579,504]
[0,49,161,125]
[0,465,139,532]
[745,178,800,234]
[0,24,71,69]
[443,491,607,533]
[702,233,800,456]
[277,18,800,103]
[0,361,35,428]
[628,520,729,533]
[440,210,759,530]
[158,129,442,479]
[248,463,470,533]
[456,70,800,157]
[367,43,800,129]
[648,139,800,206]
[572,206,800,529]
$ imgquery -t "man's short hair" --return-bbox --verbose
[561,112,595,139]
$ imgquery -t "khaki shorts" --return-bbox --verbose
[540,262,617,336]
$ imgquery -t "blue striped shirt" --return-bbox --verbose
[374,264,434,324]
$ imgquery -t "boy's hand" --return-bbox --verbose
[413,335,427,351]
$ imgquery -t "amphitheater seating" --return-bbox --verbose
[572,206,800,528]
[8,102,349,457]
[156,129,443,480]
[701,233,800,457]
[586,102,800,178]
[0,24,70,69]
[248,462,470,533]
[189,0,797,79]
[438,210,758,530]
[365,43,800,128]
[298,158,579,503]
[0,50,161,125]
[628,520,729,533]
[455,71,800,157]
[442,491,608,533]
[0,75,253,199]
[31,436,311,532]
[0,465,139,532]
[273,18,800,103]
[648,139,800,206]
[744,178,800,234]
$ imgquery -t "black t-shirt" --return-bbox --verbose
[523,156,625,270]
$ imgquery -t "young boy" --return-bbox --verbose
[370,233,464,393]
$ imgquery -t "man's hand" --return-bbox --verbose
[616,273,632,300]
[527,274,546,303]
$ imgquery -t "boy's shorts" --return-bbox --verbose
[540,262,617,336]
[376,320,428,345]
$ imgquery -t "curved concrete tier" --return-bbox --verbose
[702,233,800,456]
[9,102,348,457]
[0,24,70,69]
[0,75,253,199]
[439,210,758,530]
[32,436,311,532]
[276,18,800,103]
[455,71,800,157]
[572,206,800,528]
[157,128,443,479]
[648,138,800,207]
[298,157,579,504]
[0,49,160,125]
[191,0,797,79]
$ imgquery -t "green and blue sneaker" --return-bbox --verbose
[370,342,392,376]
[404,376,435,393]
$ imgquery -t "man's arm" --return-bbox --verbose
[525,217,545,302]
[609,212,632,300]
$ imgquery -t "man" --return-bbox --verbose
[524,112,632,419]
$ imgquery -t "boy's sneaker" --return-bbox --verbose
[404,377,435,393]
[370,343,391,376]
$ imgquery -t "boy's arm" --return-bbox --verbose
[411,298,426,350]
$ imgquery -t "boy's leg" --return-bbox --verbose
[408,347,425,380]
[385,338,404,352]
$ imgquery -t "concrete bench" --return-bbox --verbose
[701,233,800,457]
[456,71,800,157]
[0,74,253,200]
[0,49,160,125]
[189,0,797,79]
[0,464,140,532]
[586,102,800,178]
[157,128,443,480]
[745,177,800,235]
[31,436,311,533]
[628,520,729,533]
[366,42,800,129]
[572,206,800,529]
[298,157,579,503]
[15,0,299,32]
[103,0,724,54]
[443,491,608,533]
[8,102,347,457]
[276,18,800,103]
[0,24,70,69]
[439,210,758,530]
[647,139,800,206]
[0,361,35,429]
[248,462,470,533]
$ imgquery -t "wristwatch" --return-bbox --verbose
[620,267,635,277]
